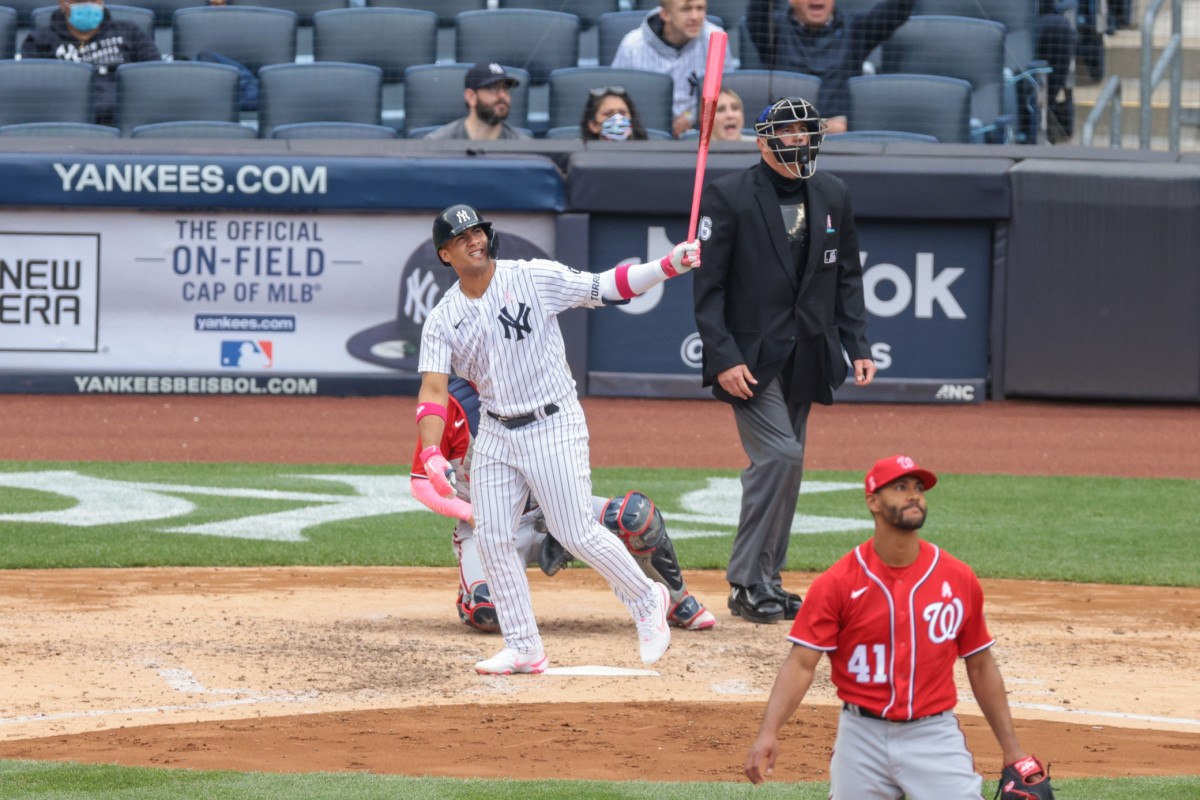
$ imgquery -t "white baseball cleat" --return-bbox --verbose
[474,647,548,675]
[636,582,672,665]
[682,608,717,631]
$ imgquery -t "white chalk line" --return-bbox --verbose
[0,667,317,727]
[1008,702,1200,727]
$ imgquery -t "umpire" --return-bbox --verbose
[692,97,876,624]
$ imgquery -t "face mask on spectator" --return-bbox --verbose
[600,113,632,141]
[69,3,104,31]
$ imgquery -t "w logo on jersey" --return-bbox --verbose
[922,598,964,644]
[498,303,532,341]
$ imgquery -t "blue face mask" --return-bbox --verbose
[68,3,104,32]
[600,113,632,141]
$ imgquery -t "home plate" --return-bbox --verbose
[542,666,660,677]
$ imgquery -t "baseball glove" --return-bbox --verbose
[536,530,576,577]
[995,755,1055,800]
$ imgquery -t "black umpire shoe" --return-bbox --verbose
[770,584,803,620]
[728,583,786,623]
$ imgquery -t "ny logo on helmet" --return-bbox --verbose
[456,209,474,224]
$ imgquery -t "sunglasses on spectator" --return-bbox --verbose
[588,86,628,98]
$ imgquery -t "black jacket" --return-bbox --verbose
[746,0,915,119]
[20,9,161,124]
[693,161,872,406]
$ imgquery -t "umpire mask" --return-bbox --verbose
[754,97,827,180]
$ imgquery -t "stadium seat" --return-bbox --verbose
[225,0,347,26]
[912,0,1048,142]
[455,9,579,86]
[1,0,54,28]
[113,0,208,29]
[30,3,155,37]
[269,121,398,139]
[596,10,644,67]
[257,61,383,139]
[547,66,673,134]
[497,0,619,30]
[401,62,531,135]
[115,60,240,137]
[0,121,119,137]
[130,120,256,138]
[827,130,940,143]
[882,15,1013,143]
[848,73,972,144]
[543,125,582,139]
[363,0,486,27]
[0,60,94,125]
[312,8,436,85]
[721,69,821,120]
[173,6,297,74]
[0,7,15,61]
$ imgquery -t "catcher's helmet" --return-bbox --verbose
[432,204,499,266]
[754,97,827,180]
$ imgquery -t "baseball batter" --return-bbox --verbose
[409,377,717,634]
[416,204,701,675]
[745,455,1053,798]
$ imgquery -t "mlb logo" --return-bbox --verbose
[823,249,837,264]
[221,340,273,368]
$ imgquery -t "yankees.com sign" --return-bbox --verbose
[586,216,991,395]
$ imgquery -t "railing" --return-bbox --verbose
[1140,0,1183,150]
[1083,74,1123,146]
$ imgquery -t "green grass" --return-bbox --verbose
[1,460,1196,798]
[0,762,1197,800]
[1,461,1197,585]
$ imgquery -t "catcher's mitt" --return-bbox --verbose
[537,532,576,576]
[995,755,1055,800]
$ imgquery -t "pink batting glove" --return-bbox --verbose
[660,240,701,277]
[419,445,456,498]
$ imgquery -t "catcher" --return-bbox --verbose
[745,455,1054,799]
[409,377,716,634]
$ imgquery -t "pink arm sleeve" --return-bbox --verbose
[410,477,473,523]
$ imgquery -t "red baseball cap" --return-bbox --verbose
[865,455,938,494]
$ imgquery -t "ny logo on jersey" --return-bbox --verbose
[498,303,533,341]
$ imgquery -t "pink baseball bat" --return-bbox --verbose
[687,30,728,242]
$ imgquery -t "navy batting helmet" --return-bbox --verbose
[432,204,499,266]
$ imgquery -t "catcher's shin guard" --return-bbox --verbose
[603,491,714,628]
[456,581,499,633]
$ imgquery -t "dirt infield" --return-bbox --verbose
[0,396,1197,784]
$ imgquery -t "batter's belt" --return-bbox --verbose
[486,403,560,429]
[843,702,948,724]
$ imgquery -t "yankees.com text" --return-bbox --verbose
[52,163,328,195]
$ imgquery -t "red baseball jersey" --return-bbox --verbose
[788,539,994,721]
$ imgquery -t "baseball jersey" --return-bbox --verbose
[788,539,994,721]
[417,259,603,417]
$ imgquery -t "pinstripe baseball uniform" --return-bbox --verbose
[418,259,660,656]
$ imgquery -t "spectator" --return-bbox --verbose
[20,0,162,125]
[423,62,531,141]
[712,87,755,141]
[611,0,733,139]
[745,0,915,134]
[580,86,650,141]
[1037,0,1079,142]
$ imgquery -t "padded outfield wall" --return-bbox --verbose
[0,138,1195,403]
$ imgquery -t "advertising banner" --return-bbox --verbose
[585,215,992,403]
[0,210,556,395]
